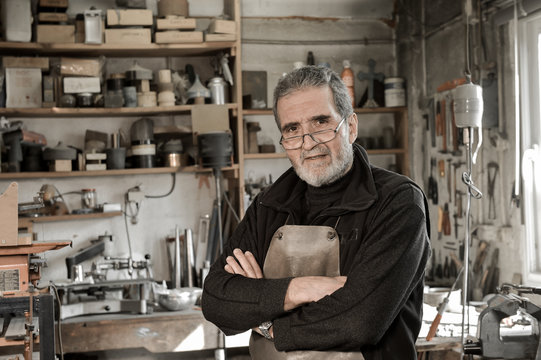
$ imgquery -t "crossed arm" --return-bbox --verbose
[224,248,347,339]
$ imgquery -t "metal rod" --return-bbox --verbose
[461,127,473,356]
[213,168,227,360]
[174,225,181,289]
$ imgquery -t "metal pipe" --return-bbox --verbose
[174,225,181,289]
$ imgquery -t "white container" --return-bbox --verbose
[453,83,484,128]
[1,0,32,42]
[384,77,406,107]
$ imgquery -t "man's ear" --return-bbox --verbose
[348,113,358,144]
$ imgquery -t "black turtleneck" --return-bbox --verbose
[301,159,356,225]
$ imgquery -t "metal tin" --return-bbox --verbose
[208,77,228,105]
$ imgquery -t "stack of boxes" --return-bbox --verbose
[105,9,153,45]
[205,19,236,42]
[155,0,202,44]
[36,0,74,43]
[60,58,102,107]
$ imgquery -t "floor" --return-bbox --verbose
[63,347,251,360]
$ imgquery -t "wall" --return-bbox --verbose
[397,0,524,290]
[1,0,397,289]
[240,1,398,185]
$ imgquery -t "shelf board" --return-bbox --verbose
[0,165,239,180]
[21,211,123,223]
[243,109,273,115]
[0,41,237,57]
[366,148,406,155]
[244,152,287,159]
[242,107,407,116]
[0,104,238,118]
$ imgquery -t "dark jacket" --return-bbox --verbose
[202,144,431,359]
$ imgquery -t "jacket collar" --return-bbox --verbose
[259,143,378,215]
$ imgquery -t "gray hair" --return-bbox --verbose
[272,65,353,128]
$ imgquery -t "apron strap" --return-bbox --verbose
[334,216,341,230]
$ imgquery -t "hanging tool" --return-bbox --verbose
[456,190,464,218]
[441,98,447,153]
[453,213,460,239]
[438,159,445,177]
[429,98,436,148]
[447,159,452,202]
[442,203,451,236]
[487,162,499,220]
[426,266,464,341]
[436,101,442,138]
[437,206,443,240]
[443,256,450,278]
[429,158,438,205]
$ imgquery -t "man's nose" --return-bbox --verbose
[302,133,319,150]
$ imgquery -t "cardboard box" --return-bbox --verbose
[38,12,68,23]
[192,104,230,135]
[5,68,42,108]
[155,30,203,44]
[156,17,196,30]
[60,58,102,77]
[63,77,101,94]
[208,19,236,34]
[107,9,153,26]
[39,0,69,8]
[3,57,49,70]
[205,33,236,42]
[105,28,151,44]
[36,25,75,43]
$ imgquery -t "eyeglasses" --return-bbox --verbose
[279,117,347,150]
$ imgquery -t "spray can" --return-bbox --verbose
[341,60,355,108]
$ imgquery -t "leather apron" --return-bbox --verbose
[249,224,364,360]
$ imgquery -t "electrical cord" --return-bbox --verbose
[145,173,176,199]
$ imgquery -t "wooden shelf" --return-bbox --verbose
[0,165,239,180]
[0,41,236,57]
[0,103,238,118]
[242,107,408,116]
[244,152,287,159]
[366,148,407,155]
[21,211,122,223]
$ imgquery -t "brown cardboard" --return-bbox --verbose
[5,68,42,108]
[205,33,236,42]
[39,0,69,8]
[191,105,230,135]
[155,31,203,44]
[0,183,18,246]
[38,12,69,23]
[156,17,196,30]
[105,28,151,44]
[37,25,75,43]
[107,9,153,26]
[208,19,236,34]
[60,58,102,77]
[3,57,49,70]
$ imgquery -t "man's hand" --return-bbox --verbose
[284,276,347,311]
[224,248,263,279]
[224,249,271,338]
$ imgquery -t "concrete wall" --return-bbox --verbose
[397,0,525,290]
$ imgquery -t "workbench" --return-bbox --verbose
[59,309,462,357]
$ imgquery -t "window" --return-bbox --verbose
[520,12,541,284]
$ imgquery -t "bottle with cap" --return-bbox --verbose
[341,60,355,108]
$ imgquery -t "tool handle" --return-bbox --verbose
[426,313,442,341]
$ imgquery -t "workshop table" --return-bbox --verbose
[60,310,462,357]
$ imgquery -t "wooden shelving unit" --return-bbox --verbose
[22,211,122,223]
[0,104,238,118]
[0,165,239,180]
[0,41,236,57]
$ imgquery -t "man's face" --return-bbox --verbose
[277,86,358,187]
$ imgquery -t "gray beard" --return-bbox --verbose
[293,137,354,187]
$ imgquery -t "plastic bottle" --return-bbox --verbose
[341,60,355,108]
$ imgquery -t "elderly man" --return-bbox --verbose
[202,65,431,359]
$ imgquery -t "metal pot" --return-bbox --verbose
[158,287,202,311]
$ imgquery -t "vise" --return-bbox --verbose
[464,284,541,359]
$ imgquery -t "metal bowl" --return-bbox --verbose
[158,287,202,311]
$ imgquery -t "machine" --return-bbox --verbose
[464,283,541,359]
[54,234,154,320]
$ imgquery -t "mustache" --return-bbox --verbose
[301,146,330,160]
